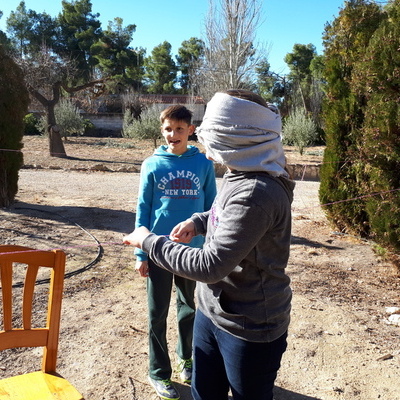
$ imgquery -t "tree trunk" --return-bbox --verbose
[48,125,67,158]
[28,83,67,158]
[47,101,67,158]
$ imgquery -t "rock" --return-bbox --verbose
[388,314,400,326]
[90,164,111,171]
[385,306,400,315]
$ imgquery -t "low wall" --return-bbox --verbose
[214,163,321,181]
[286,164,320,181]
[82,113,123,137]
[82,107,206,137]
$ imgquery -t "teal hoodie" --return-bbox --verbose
[134,145,217,262]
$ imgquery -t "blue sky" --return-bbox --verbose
[1,0,350,74]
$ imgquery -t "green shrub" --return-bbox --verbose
[122,104,164,148]
[83,118,96,135]
[282,110,317,155]
[23,113,41,135]
[38,99,85,139]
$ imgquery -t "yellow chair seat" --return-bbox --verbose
[0,246,85,399]
[0,371,83,400]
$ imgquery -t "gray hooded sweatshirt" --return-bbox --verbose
[142,170,295,343]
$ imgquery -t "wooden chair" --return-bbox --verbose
[0,245,84,399]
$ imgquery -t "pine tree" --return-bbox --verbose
[144,41,177,93]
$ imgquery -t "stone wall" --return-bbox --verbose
[82,113,123,137]
[82,103,206,137]
[286,163,320,181]
[214,163,321,181]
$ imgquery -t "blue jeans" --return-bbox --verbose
[192,309,287,400]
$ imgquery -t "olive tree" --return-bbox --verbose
[123,104,164,148]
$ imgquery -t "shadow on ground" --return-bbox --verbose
[274,386,321,400]
[291,235,342,250]
[8,201,135,234]
[172,384,321,400]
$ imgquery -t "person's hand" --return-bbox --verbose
[123,226,151,249]
[169,219,195,243]
[135,260,149,278]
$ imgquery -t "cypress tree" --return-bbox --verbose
[0,45,29,207]
[356,1,400,251]
[319,0,383,235]
[320,0,400,253]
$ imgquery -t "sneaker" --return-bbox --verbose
[148,376,180,400]
[177,357,192,384]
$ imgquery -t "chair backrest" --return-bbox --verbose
[0,245,66,374]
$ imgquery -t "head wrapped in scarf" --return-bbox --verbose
[197,92,288,178]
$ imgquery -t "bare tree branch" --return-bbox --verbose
[196,0,268,100]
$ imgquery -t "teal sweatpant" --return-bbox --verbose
[147,259,196,380]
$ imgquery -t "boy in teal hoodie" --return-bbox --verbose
[134,105,216,400]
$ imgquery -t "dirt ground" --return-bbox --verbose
[1,136,400,400]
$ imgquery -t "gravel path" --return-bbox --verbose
[1,169,398,400]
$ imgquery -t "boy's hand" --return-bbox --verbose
[135,260,149,277]
[169,219,196,243]
[123,226,151,249]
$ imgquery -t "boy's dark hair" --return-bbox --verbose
[160,105,193,125]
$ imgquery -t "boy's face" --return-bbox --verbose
[161,118,195,155]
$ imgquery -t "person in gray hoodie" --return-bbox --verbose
[124,89,295,400]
